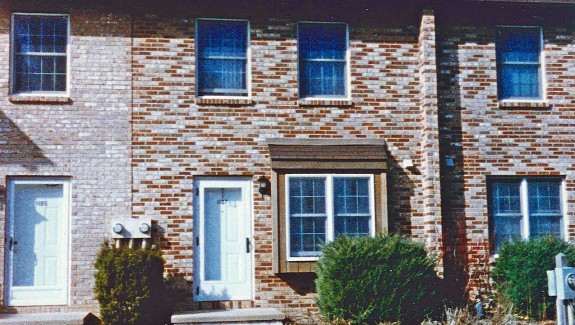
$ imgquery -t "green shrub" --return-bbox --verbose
[492,236,575,320]
[315,235,444,324]
[94,243,171,325]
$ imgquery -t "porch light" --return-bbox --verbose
[258,176,270,195]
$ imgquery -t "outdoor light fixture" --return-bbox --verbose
[112,223,124,234]
[258,176,270,195]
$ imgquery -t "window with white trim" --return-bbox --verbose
[495,26,543,100]
[287,175,374,260]
[12,14,68,94]
[298,22,348,98]
[196,19,248,97]
[489,178,563,253]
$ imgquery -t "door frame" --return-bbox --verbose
[193,177,254,301]
[5,177,72,306]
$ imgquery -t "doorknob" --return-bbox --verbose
[8,237,18,250]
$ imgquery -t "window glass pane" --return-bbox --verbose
[299,23,346,60]
[197,20,248,96]
[298,22,347,98]
[301,61,346,97]
[493,215,522,253]
[13,15,68,93]
[496,27,541,99]
[497,28,540,63]
[289,177,326,257]
[333,177,371,237]
[528,180,562,239]
[500,65,540,99]
[198,59,247,96]
[491,181,522,253]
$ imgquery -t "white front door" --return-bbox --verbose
[194,178,253,301]
[6,179,70,306]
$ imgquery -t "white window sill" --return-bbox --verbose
[9,94,70,104]
[286,256,320,262]
[298,98,353,107]
[498,100,550,109]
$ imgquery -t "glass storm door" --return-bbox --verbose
[6,179,70,306]
[194,178,253,301]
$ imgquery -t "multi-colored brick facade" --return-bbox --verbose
[437,1,575,299]
[0,0,573,322]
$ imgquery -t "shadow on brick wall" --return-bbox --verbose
[436,17,469,305]
[387,154,415,237]
[0,111,54,171]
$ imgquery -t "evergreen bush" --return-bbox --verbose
[315,235,444,324]
[492,236,575,320]
[94,243,171,325]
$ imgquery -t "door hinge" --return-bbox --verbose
[196,236,199,246]
[195,188,199,196]
[246,237,251,253]
[195,285,200,296]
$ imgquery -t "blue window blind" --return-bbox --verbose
[490,178,562,253]
[491,181,522,252]
[333,177,370,237]
[288,177,326,258]
[298,22,347,98]
[13,15,68,93]
[528,181,562,239]
[197,20,248,96]
[496,27,542,100]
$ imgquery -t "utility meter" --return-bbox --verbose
[555,267,575,300]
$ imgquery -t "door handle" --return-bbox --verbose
[246,238,251,253]
[8,237,18,251]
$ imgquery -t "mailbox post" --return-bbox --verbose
[548,253,575,325]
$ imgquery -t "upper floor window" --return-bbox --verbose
[298,22,348,98]
[196,19,248,97]
[287,174,374,259]
[489,177,563,253]
[12,14,69,95]
[495,26,543,100]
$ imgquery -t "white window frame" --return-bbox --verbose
[10,13,70,97]
[490,177,565,255]
[285,174,375,262]
[297,21,351,100]
[495,25,546,102]
[195,18,251,99]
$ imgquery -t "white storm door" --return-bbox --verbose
[6,179,70,306]
[194,178,253,301]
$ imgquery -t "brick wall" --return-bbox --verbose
[0,0,445,321]
[437,2,575,298]
[0,0,132,313]
[130,2,441,321]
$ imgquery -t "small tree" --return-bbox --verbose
[315,235,444,324]
[94,243,171,325]
[492,236,575,320]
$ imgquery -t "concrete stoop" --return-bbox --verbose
[0,312,99,325]
[171,308,285,325]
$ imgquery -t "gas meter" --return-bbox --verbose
[555,267,575,300]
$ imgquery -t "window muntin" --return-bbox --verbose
[12,14,68,94]
[490,178,563,253]
[495,26,543,100]
[298,22,348,98]
[196,19,248,97]
[287,175,374,260]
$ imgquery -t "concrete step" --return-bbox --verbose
[0,312,99,325]
[171,308,285,325]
